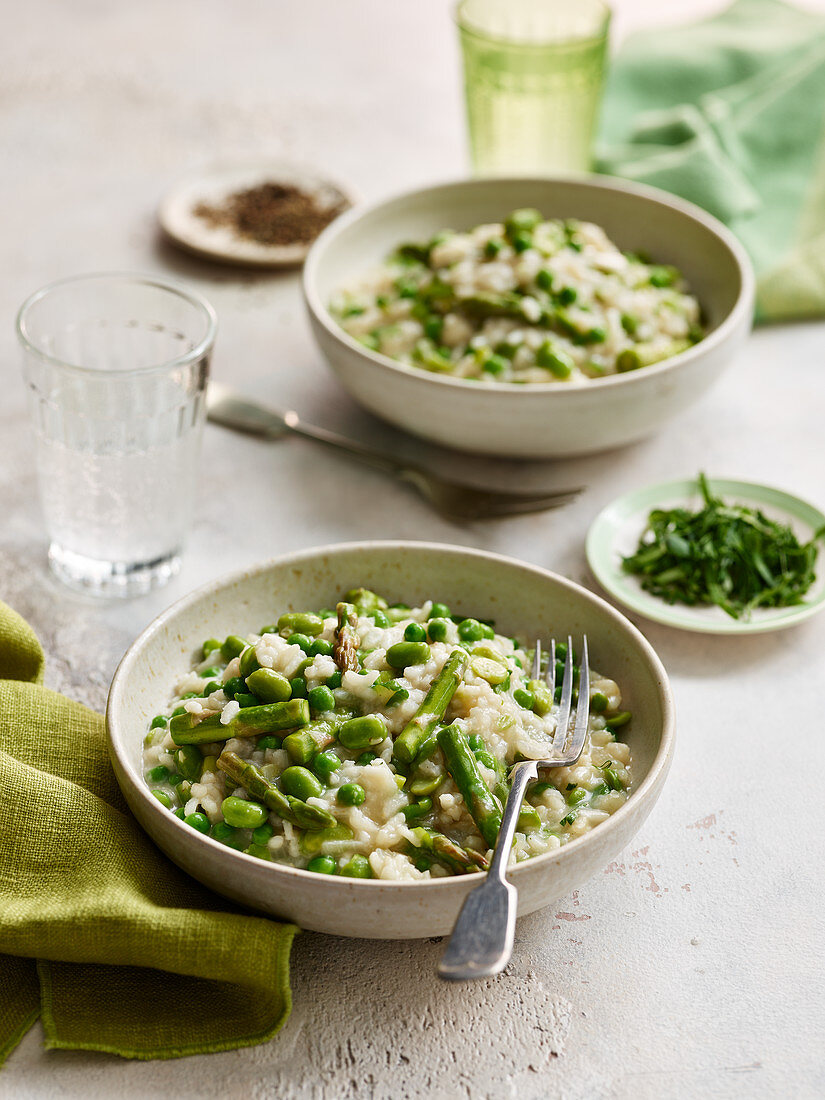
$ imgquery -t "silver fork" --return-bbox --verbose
[438,635,590,981]
[205,383,582,521]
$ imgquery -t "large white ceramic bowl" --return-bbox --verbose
[107,542,675,938]
[303,176,755,458]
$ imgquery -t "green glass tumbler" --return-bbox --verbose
[456,0,611,176]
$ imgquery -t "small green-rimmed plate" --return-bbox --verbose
[586,477,825,635]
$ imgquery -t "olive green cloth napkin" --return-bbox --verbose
[597,0,825,321]
[0,601,298,1065]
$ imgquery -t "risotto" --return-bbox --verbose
[143,589,632,881]
[330,209,702,384]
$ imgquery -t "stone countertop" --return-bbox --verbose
[2,1,824,1097]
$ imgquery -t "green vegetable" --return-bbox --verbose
[308,638,334,658]
[307,855,337,875]
[146,764,171,783]
[436,723,502,849]
[513,688,534,710]
[338,714,387,751]
[170,699,310,745]
[312,751,340,780]
[210,822,245,849]
[245,668,292,703]
[307,685,335,713]
[621,473,825,619]
[238,646,260,679]
[393,649,468,765]
[340,854,373,878]
[334,601,360,673]
[408,827,489,873]
[184,812,210,833]
[282,718,339,764]
[427,618,450,642]
[617,339,690,372]
[150,715,168,730]
[281,766,324,801]
[202,639,222,659]
[151,789,172,808]
[590,692,609,713]
[403,622,427,643]
[174,745,202,782]
[536,340,573,379]
[337,783,366,806]
[221,796,268,829]
[220,635,247,661]
[401,797,433,822]
[218,752,335,831]
[386,641,431,669]
[505,208,542,236]
[277,612,324,637]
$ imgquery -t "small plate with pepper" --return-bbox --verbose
[159,160,354,267]
[586,474,825,634]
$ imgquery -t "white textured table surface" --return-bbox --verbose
[3,1,825,1097]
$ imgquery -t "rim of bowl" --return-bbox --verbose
[107,540,676,889]
[303,173,756,397]
[16,271,218,377]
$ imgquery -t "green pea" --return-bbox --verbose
[235,693,259,709]
[290,677,307,699]
[386,641,431,669]
[355,751,377,767]
[281,766,324,801]
[528,679,554,717]
[401,797,433,822]
[287,633,312,652]
[308,638,334,658]
[513,688,535,710]
[174,807,186,820]
[372,610,390,629]
[307,685,335,714]
[252,822,274,844]
[404,622,427,643]
[184,812,210,833]
[223,676,244,699]
[423,314,443,341]
[150,715,168,729]
[180,691,199,700]
[430,602,451,619]
[146,764,171,783]
[220,635,247,661]
[326,670,343,689]
[170,705,186,717]
[256,735,282,751]
[338,715,388,751]
[483,238,504,258]
[457,618,486,642]
[340,854,373,878]
[239,646,261,679]
[202,638,222,660]
[337,783,366,806]
[591,692,609,713]
[151,789,172,808]
[210,821,245,849]
[174,745,202,781]
[536,268,553,292]
[200,666,221,679]
[168,773,184,788]
[307,855,337,875]
[317,608,335,620]
[312,751,340,780]
[245,668,292,703]
[556,285,577,306]
[221,797,268,829]
[202,681,222,696]
[511,231,533,253]
[482,353,508,376]
[427,618,450,643]
[278,612,324,637]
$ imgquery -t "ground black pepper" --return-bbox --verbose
[194,182,346,247]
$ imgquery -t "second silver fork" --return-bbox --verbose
[438,635,590,981]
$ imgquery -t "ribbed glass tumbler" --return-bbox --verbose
[16,273,217,598]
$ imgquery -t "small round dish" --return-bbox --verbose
[158,160,354,267]
[586,477,825,635]
[107,541,674,939]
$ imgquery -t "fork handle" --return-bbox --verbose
[438,761,539,980]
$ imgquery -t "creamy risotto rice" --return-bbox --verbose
[330,209,702,384]
[143,589,632,880]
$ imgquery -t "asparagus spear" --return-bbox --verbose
[407,826,489,873]
[392,649,468,765]
[343,588,387,613]
[436,722,502,849]
[217,751,335,831]
[334,601,360,673]
[282,717,344,764]
[170,699,309,745]
[616,338,691,373]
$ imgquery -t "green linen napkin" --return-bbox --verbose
[0,601,298,1065]
[597,0,825,321]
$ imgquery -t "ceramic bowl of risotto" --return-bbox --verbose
[303,175,754,457]
[107,541,675,938]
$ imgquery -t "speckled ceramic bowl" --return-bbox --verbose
[107,542,675,938]
[303,175,755,457]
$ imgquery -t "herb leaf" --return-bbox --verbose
[621,474,825,620]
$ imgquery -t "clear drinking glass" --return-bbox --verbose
[16,273,217,598]
[456,0,611,176]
